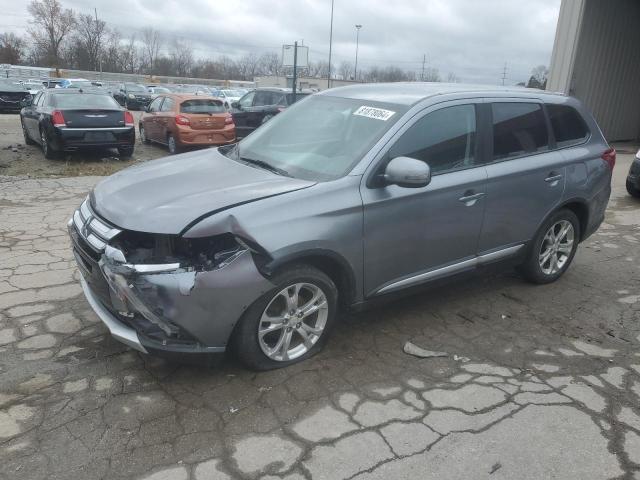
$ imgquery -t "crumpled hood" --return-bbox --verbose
[91,148,315,234]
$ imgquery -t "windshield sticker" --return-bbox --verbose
[353,106,396,121]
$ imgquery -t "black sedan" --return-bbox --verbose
[112,82,152,110]
[0,80,32,113]
[231,87,310,138]
[20,90,135,159]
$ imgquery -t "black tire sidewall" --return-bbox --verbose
[626,179,640,198]
[232,265,338,371]
[520,209,580,284]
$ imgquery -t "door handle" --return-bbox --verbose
[544,174,563,185]
[458,192,485,206]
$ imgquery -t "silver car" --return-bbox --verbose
[68,83,613,369]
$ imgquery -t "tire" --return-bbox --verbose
[139,124,150,144]
[261,114,274,124]
[118,146,134,158]
[232,265,338,370]
[167,134,180,154]
[626,179,640,198]
[21,120,35,145]
[40,127,58,159]
[518,209,580,284]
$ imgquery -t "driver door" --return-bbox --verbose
[232,91,255,138]
[361,101,488,296]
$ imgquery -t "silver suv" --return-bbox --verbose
[69,83,613,370]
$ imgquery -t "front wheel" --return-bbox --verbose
[167,134,180,154]
[139,124,150,144]
[232,265,338,370]
[626,179,640,198]
[518,209,580,284]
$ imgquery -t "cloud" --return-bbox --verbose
[0,0,560,84]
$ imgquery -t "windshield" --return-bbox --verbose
[180,99,225,114]
[125,83,146,92]
[68,81,93,88]
[222,89,243,97]
[232,95,407,181]
[52,93,120,109]
[153,87,171,93]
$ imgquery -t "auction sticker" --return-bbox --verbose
[353,106,396,121]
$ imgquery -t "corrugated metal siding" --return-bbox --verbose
[571,0,640,141]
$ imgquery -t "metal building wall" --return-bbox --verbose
[570,0,640,141]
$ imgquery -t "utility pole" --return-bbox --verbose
[421,54,426,81]
[327,0,334,89]
[354,24,362,81]
[95,7,103,77]
[292,41,298,103]
[501,62,507,86]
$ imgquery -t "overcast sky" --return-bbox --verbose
[0,0,561,84]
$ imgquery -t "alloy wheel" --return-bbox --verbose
[539,220,574,275]
[258,283,329,362]
[168,135,176,154]
[40,129,48,155]
[140,126,146,143]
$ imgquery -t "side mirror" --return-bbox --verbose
[21,97,33,107]
[383,156,431,188]
[231,101,240,109]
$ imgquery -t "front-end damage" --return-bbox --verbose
[70,198,276,354]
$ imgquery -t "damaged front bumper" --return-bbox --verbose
[68,202,275,356]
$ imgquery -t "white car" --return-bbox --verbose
[216,89,246,110]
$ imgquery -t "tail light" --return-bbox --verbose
[224,114,234,125]
[175,115,190,126]
[601,147,616,170]
[52,110,66,127]
[124,111,134,127]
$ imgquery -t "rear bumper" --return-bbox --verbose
[51,126,135,151]
[175,124,236,146]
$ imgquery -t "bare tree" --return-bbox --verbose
[74,13,106,71]
[338,61,354,80]
[422,67,441,82]
[169,37,193,77]
[446,72,460,83]
[237,52,260,80]
[27,0,76,67]
[141,27,162,74]
[258,52,280,76]
[308,60,331,78]
[527,65,548,89]
[0,32,27,65]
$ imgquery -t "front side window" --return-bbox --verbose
[253,91,275,107]
[547,104,589,148]
[389,104,477,174]
[492,103,549,160]
[160,97,175,112]
[234,95,407,181]
[148,97,163,112]
[239,91,255,108]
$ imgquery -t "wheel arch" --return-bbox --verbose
[557,199,589,241]
[265,249,358,308]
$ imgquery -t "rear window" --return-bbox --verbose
[51,94,120,109]
[180,99,225,114]
[546,104,589,147]
[491,103,549,160]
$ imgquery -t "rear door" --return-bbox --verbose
[232,91,255,137]
[143,96,164,141]
[477,100,565,254]
[361,101,488,296]
[156,96,176,143]
[23,91,43,138]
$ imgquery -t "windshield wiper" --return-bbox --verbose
[240,156,291,177]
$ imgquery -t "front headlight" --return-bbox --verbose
[128,93,135,99]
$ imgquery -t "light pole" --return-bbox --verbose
[327,0,334,89]
[354,24,362,81]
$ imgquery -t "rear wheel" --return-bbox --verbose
[626,179,640,198]
[40,127,57,159]
[232,265,338,370]
[519,209,580,284]
[21,120,35,145]
[167,134,180,154]
[139,124,150,144]
[118,146,134,158]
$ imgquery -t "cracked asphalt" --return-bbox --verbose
[0,148,639,480]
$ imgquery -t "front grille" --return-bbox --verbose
[71,197,121,254]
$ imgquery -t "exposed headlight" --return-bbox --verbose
[128,93,135,99]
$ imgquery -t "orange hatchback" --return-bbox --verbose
[139,94,236,154]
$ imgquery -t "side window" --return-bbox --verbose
[239,91,255,108]
[253,91,272,106]
[160,97,175,112]
[32,92,42,106]
[492,103,549,160]
[546,104,589,148]
[148,97,163,112]
[389,104,477,174]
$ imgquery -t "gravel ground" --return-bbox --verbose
[0,147,638,480]
[0,112,166,177]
